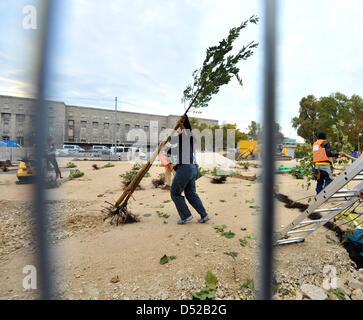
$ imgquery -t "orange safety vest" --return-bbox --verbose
[312,139,332,163]
[158,153,169,168]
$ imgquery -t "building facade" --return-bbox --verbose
[0,95,218,148]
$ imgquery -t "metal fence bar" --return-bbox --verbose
[258,0,278,300]
[32,0,57,300]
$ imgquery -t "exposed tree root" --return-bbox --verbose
[211,175,227,184]
[102,201,139,225]
[152,174,166,188]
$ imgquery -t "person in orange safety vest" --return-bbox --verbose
[313,132,347,194]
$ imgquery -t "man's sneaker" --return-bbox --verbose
[177,215,193,224]
[198,214,210,223]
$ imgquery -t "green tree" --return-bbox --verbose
[346,94,363,152]
[190,118,247,149]
[247,121,261,140]
[292,93,362,151]
[292,95,320,144]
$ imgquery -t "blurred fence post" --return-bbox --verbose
[32,0,58,300]
[258,0,278,300]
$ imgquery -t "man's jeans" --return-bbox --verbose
[171,164,207,220]
[315,165,333,194]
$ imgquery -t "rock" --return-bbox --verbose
[358,269,363,283]
[348,279,363,291]
[301,284,328,300]
[351,289,363,300]
[294,290,303,300]
[333,278,351,296]
[327,292,339,300]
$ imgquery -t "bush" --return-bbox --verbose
[66,162,77,168]
[104,162,115,168]
[120,170,150,187]
[295,143,312,159]
[69,169,84,178]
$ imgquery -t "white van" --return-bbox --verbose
[92,145,110,153]
[111,146,147,159]
[110,146,128,154]
[56,144,85,155]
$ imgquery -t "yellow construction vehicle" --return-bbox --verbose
[238,140,259,160]
[16,157,36,184]
[16,156,59,188]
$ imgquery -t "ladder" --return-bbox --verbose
[274,154,363,245]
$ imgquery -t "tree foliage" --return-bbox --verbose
[182,15,259,111]
[189,118,247,149]
[292,92,363,151]
[247,121,261,140]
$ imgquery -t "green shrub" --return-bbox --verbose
[66,162,77,168]
[69,169,84,178]
[104,162,115,168]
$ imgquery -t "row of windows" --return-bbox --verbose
[68,120,166,131]
[1,113,26,122]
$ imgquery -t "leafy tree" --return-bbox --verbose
[247,121,261,140]
[346,95,363,152]
[292,92,363,151]
[189,118,247,149]
[182,15,259,111]
[292,95,320,144]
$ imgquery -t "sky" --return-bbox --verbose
[0,0,362,143]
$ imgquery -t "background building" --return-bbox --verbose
[0,95,218,149]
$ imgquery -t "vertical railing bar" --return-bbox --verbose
[32,0,57,300]
[258,0,278,300]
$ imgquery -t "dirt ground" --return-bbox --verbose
[0,158,360,300]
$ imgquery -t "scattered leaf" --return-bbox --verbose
[110,275,120,283]
[205,270,218,291]
[224,251,238,259]
[222,231,235,239]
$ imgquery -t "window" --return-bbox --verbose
[161,127,166,131]
[1,113,11,122]
[81,121,87,128]
[92,122,98,128]
[135,124,140,129]
[16,137,24,146]
[125,124,130,131]
[104,122,109,129]
[144,125,149,131]
[16,114,25,122]
[68,120,74,138]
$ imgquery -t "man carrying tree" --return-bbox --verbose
[165,115,210,224]
[313,132,347,194]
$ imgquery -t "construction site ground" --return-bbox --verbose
[0,158,361,300]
